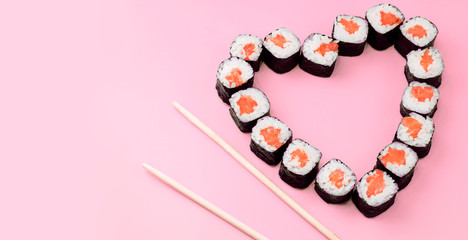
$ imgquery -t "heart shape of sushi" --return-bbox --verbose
[215,3,444,218]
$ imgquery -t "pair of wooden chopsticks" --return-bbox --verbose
[143,102,340,240]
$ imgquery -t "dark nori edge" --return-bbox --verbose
[394,17,438,58]
[352,186,397,218]
[393,127,434,159]
[215,77,254,104]
[404,64,442,88]
[299,53,336,77]
[400,101,438,118]
[229,107,270,133]
[279,157,319,189]
[314,159,355,204]
[250,135,292,166]
[262,47,300,74]
[331,16,368,57]
[374,156,417,190]
[366,18,402,50]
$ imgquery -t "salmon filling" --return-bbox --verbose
[407,24,427,39]
[266,34,290,49]
[411,86,434,102]
[314,42,339,56]
[420,49,434,72]
[366,170,386,197]
[289,149,308,168]
[225,68,243,87]
[339,18,360,34]
[329,169,345,189]
[242,43,256,61]
[381,147,406,166]
[237,95,257,115]
[379,11,402,26]
[259,126,283,149]
[402,117,423,139]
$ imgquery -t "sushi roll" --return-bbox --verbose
[299,33,339,77]
[216,57,254,104]
[314,159,357,204]
[400,82,440,118]
[262,28,301,73]
[279,139,321,189]
[405,47,444,88]
[365,3,405,50]
[332,15,369,56]
[394,112,435,158]
[352,169,398,218]
[250,116,292,165]
[395,16,438,58]
[375,142,419,190]
[229,34,263,71]
[228,88,270,133]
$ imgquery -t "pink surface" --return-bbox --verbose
[1,0,467,239]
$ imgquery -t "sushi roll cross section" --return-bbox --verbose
[400,82,439,118]
[216,57,254,104]
[300,33,339,77]
[375,142,418,190]
[332,15,368,56]
[262,28,301,73]
[228,88,270,133]
[394,112,434,158]
[353,169,398,218]
[315,159,357,204]
[365,3,405,50]
[230,34,263,71]
[405,47,444,87]
[279,139,321,189]
[395,16,438,58]
[250,116,292,166]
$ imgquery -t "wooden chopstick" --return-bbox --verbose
[172,101,340,240]
[142,163,268,240]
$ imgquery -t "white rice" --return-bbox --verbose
[229,88,270,123]
[356,170,398,207]
[316,159,356,196]
[230,34,263,62]
[282,139,321,175]
[366,3,404,34]
[400,17,438,47]
[378,142,418,177]
[301,33,339,66]
[397,112,434,147]
[333,15,368,44]
[251,116,292,152]
[402,82,439,115]
[217,57,254,88]
[407,47,444,79]
[263,27,301,59]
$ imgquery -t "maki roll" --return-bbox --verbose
[365,3,405,50]
[314,159,357,204]
[228,88,270,133]
[299,33,339,77]
[375,142,418,190]
[400,82,439,118]
[394,112,435,158]
[216,57,254,104]
[405,47,444,88]
[250,116,292,165]
[279,139,321,189]
[353,169,398,218]
[332,15,368,56]
[230,34,263,71]
[262,28,301,73]
[395,16,438,58]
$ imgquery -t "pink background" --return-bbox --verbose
[1,0,467,239]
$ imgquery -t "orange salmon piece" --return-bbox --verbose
[380,11,402,26]
[314,42,339,56]
[420,49,434,72]
[237,95,257,115]
[260,126,283,149]
[381,147,406,166]
[329,169,345,189]
[243,43,256,61]
[225,68,243,87]
[402,117,423,139]
[339,18,360,34]
[366,170,386,198]
[411,86,434,102]
[266,34,290,49]
[289,149,308,168]
[407,25,427,39]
